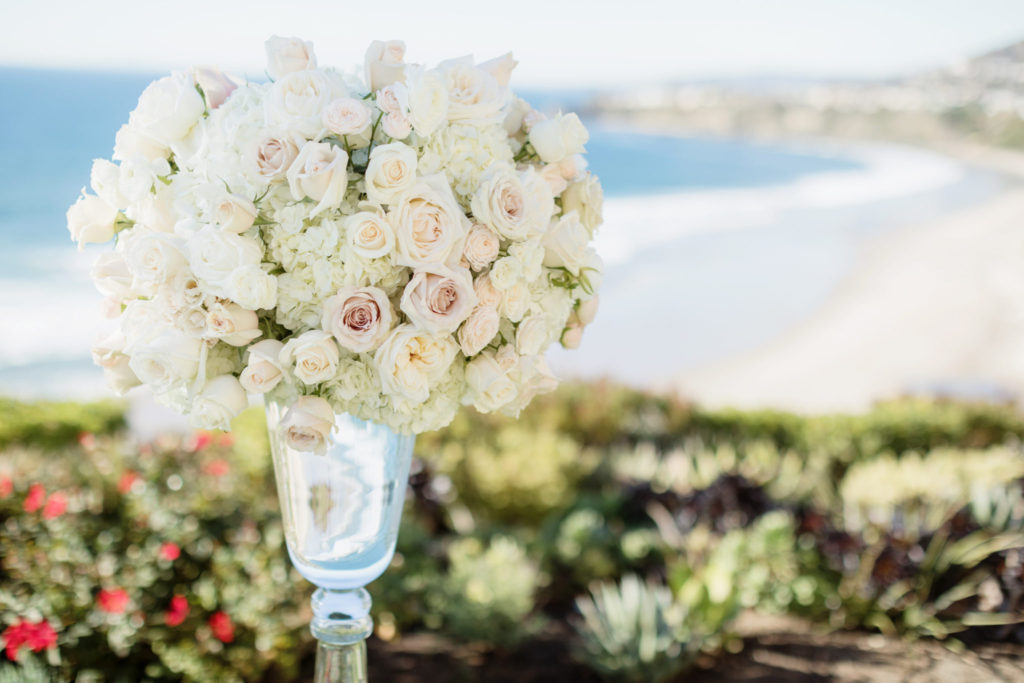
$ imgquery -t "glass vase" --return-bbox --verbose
[263,398,415,683]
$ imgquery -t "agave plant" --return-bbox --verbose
[573,574,693,683]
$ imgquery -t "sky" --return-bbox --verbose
[3,1,1024,87]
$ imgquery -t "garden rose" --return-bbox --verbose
[406,67,449,137]
[265,35,317,79]
[439,57,504,122]
[390,176,470,267]
[458,305,499,356]
[322,286,393,352]
[239,339,286,393]
[400,265,477,334]
[287,141,349,215]
[280,395,335,454]
[463,224,500,271]
[280,330,340,384]
[375,325,458,404]
[322,97,371,138]
[189,375,247,431]
[365,142,417,206]
[253,133,299,180]
[364,39,406,92]
[345,211,395,258]
[266,70,336,138]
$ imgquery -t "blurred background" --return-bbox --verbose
[3,1,1024,681]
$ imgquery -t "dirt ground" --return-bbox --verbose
[364,612,1024,682]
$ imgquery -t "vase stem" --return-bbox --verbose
[310,588,373,682]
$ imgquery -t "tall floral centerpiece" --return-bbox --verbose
[69,36,603,681]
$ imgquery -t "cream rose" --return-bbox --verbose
[322,286,393,352]
[515,314,550,356]
[474,272,502,308]
[541,212,589,275]
[489,256,521,291]
[227,264,277,310]
[382,112,412,140]
[438,57,504,122]
[286,141,349,215]
[374,324,458,403]
[406,68,449,137]
[500,281,530,323]
[104,355,142,395]
[540,164,568,196]
[128,71,205,145]
[127,329,202,393]
[187,225,263,293]
[322,97,371,137]
[365,142,417,206]
[561,322,584,349]
[529,112,589,164]
[464,350,517,413]
[90,159,127,210]
[176,305,208,338]
[215,194,258,234]
[364,39,406,92]
[253,133,299,180]
[265,36,317,80]
[478,52,517,88]
[345,211,395,259]
[113,124,167,163]
[561,173,604,234]
[389,175,470,267]
[266,70,336,138]
[193,66,238,110]
[576,295,600,326]
[124,230,187,287]
[463,225,500,271]
[239,339,286,394]
[189,375,247,430]
[458,305,499,357]
[281,330,340,385]
[91,252,133,300]
[206,302,261,346]
[280,395,336,454]
[67,194,119,249]
[400,265,477,335]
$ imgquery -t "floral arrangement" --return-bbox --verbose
[69,37,603,448]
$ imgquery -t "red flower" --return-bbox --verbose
[42,493,68,520]
[159,542,181,561]
[189,432,214,452]
[97,588,130,615]
[0,476,12,499]
[117,471,139,494]
[2,619,57,661]
[165,595,189,627]
[218,433,235,447]
[208,611,234,643]
[23,484,45,513]
[77,432,95,449]
[203,459,230,477]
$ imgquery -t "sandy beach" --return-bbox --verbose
[676,143,1024,412]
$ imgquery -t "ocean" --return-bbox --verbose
[0,68,1006,397]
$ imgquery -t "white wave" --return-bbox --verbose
[595,141,965,265]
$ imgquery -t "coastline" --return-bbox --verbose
[672,140,1024,412]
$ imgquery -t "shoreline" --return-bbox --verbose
[671,140,1024,412]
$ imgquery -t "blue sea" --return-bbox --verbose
[0,68,1006,396]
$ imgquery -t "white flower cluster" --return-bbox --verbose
[70,36,604,450]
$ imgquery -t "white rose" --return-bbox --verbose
[128,71,205,145]
[375,324,458,403]
[509,238,544,281]
[345,211,394,258]
[167,270,205,309]
[515,314,550,356]
[322,286,393,352]
[280,395,335,454]
[470,167,530,240]
[322,97,371,137]
[540,164,568,196]
[90,159,127,210]
[286,141,349,215]
[438,57,504,122]
[542,212,590,275]
[364,40,406,92]
[464,350,517,413]
[529,112,589,164]
[227,265,278,310]
[135,188,176,232]
[91,252,133,300]
[239,339,286,394]
[265,35,317,80]
[189,375,247,430]
[478,52,518,89]
[176,305,208,337]
[463,225,500,271]
[458,305,499,356]
[562,173,604,234]
[113,124,167,163]
[576,295,600,326]
[281,330,340,384]
[193,66,238,110]
[382,112,412,140]
[365,142,417,206]
[117,157,165,205]
[389,175,470,268]
[406,68,449,137]
[187,225,263,293]
[128,328,202,392]
[559,154,588,180]
[521,166,556,228]
[500,281,530,323]
[252,132,299,180]
[124,230,187,287]
[400,265,477,335]
[92,329,128,368]
[215,194,258,234]
[104,355,142,395]
[474,272,502,308]
[266,70,336,138]
[561,322,584,349]
[206,302,261,346]
[489,256,521,290]
[67,194,119,249]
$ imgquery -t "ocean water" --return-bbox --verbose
[0,68,1005,397]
